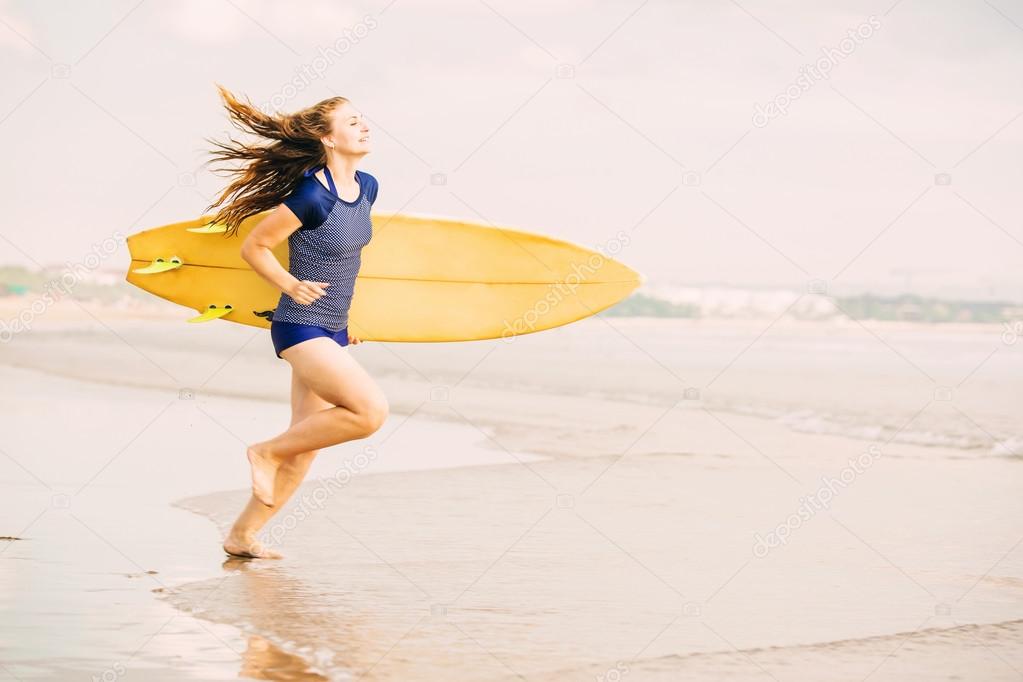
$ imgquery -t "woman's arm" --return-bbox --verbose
[240,205,329,305]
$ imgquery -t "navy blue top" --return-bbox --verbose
[271,166,378,332]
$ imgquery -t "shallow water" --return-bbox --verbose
[168,447,1023,680]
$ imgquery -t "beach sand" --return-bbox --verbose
[1,297,1021,680]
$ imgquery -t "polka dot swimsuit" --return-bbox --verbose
[271,165,378,333]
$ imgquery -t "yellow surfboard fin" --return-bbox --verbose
[132,256,183,274]
[187,304,234,323]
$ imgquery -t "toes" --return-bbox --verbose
[223,542,281,560]
[223,544,256,559]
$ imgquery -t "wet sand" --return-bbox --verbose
[1,298,1021,679]
[168,426,1023,680]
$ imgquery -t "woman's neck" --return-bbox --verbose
[324,156,359,183]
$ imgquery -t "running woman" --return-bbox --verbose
[202,85,389,558]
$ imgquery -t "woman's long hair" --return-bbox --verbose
[201,84,347,237]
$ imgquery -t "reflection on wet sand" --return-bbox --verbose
[239,633,327,682]
[217,558,367,680]
[162,443,1023,681]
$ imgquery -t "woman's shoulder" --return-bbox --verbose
[282,175,332,230]
[358,170,379,206]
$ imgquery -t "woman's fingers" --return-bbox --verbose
[288,282,361,345]
[305,281,329,297]
[294,280,330,304]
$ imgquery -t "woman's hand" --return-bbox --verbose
[287,279,330,305]
[348,331,362,345]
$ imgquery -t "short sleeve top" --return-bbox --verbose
[282,167,379,230]
[270,166,378,331]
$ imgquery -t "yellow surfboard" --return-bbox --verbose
[125,211,643,342]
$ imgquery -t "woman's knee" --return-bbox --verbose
[354,398,389,436]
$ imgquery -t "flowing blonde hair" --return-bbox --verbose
[201,83,347,237]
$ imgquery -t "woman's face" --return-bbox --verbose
[325,102,370,155]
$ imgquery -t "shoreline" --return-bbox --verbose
[1,292,1018,330]
[2,307,1020,679]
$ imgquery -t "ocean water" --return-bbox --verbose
[399,317,1023,457]
[7,311,1020,458]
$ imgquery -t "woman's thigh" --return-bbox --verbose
[280,337,387,414]
[289,368,333,425]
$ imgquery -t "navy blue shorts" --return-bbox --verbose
[270,320,349,359]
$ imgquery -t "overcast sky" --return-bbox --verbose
[2,0,1021,300]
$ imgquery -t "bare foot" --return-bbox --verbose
[247,445,279,507]
[222,532,283,560]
